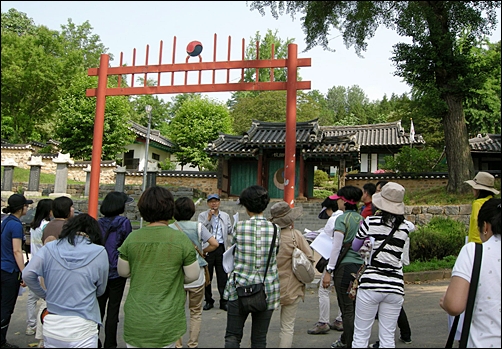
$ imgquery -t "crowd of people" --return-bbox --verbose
[0,171,500,348]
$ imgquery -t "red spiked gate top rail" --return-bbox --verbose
[86,34,311,97]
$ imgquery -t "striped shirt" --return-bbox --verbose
[223,215,281,311]
[356,216,415,296]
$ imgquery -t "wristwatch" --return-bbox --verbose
[326,267,335,273]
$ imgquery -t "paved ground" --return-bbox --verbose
[7,278,454,348]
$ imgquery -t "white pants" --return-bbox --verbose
[319,269,342,323]
[279,297,302,348]
[126,342,175,348]
[26,287,41,328]
[44,334,98,348]
[352,289,404,348]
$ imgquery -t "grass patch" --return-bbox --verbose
[1,166,85,185]
[404,184,500,205]
[403,255,456,273]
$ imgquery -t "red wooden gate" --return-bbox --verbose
[86,34,311,217]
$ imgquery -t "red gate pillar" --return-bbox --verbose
[284,44,298,207]
[88,54,110,218]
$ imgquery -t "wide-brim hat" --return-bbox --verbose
[464,172,499,195]
[270,201,303,228]
[372,182,405,215]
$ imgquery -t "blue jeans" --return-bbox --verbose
[224,300,274,348]
[1,270,21,346]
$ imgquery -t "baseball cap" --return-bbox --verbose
[207,193,220,201]
[8,194,34,208]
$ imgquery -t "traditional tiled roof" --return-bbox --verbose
[128,121,174,149]
[69,160,117,168]
[469,134,501,153]
[206,119,420,158]
[321,120,425,147]
[1,142,34,151]
[241,119,322,146]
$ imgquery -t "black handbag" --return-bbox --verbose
[235,224,277,315]
[445,243,483,348]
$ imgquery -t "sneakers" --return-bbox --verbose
[307,322,330,334]
[330,337,346,348]
[399,337,413,344]
[330,319,344,331]
[1,342,19,348]
[26,326,36,335]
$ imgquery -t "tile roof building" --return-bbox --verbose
[205,119,423,199]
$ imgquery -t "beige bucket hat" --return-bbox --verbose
[464,172,499,195]
[372,182,406,215]
[270,201,303,228]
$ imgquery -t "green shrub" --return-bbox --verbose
[409,217,467,262]
[314,170,329,186]
[381,146,447,173]
[313,189,333,199]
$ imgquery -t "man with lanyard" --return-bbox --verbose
[198,194,233,311]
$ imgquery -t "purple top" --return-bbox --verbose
[98,215,132,279]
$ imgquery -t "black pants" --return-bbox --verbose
[97,277,127,348]
[1,270,21,346]
[334,263,361,349]
[205,243,228,305]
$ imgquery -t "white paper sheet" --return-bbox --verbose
[223,244,236,273]
[310,231,333,259]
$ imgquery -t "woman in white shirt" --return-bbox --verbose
[440,198,501,348]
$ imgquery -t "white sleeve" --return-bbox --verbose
[327,231,344,270]
[452,243,475,283]
[401,237,410,266]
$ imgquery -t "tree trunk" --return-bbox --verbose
[442,94,474,194]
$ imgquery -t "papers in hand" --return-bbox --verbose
[310,231,333,259]
[223,244,236,273]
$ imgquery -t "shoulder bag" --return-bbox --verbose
[235,224,277,315]
[174,222,211,287]
[291,229,315,284]
[347,224,399,300]
[445,243,483,348]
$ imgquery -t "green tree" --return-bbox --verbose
[249,1,500,193]
[55,73,135,160]
[463,40,501,136]
[381,146,448,173]
[1,9,112,143]
[130,78,171,131]
[168,95,233,170]
[231,90,322,134]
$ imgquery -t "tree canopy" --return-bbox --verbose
[168,95,233,170]
[249,1,501,193]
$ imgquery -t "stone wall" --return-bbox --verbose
[1,148,32,169]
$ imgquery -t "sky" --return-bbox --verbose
[2,1,501,104]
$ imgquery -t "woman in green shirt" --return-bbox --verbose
[118,186,199,348]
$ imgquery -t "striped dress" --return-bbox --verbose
[356,216,415,296]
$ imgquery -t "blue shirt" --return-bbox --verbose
[1,215,24,273]
[98,215,133,279]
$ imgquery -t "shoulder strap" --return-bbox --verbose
[459,242,483,347]
[291,228,297,248]
[370,224,399,265]
[175,221,205,258]
[263,223,277,281]
[445,242,483,348]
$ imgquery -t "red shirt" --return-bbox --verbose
[361,201,373,218]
